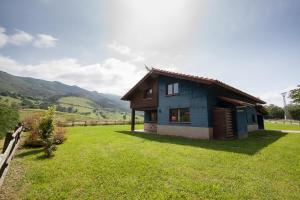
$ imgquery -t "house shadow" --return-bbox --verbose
[116,130,287,155]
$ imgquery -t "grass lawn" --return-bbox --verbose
[2,125,300,200]
[265,121,300,131]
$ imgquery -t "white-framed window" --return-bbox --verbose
[166,82,179,95]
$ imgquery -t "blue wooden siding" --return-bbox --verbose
[236,108,248,138]
[154,75,258,136]
[157,76,209,127]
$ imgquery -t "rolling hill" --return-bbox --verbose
[0,71,143,121]
[0,71,129,112]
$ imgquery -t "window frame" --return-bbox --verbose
[166,82,179,96]
[169,108,190,123]
[144,88,153,99]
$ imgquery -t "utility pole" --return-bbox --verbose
[281,92,287,120]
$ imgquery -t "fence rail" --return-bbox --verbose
[0,125,23,187]
[57,120,144,127]
[265,119,300,126]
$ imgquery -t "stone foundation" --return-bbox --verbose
[157,125,213,139]
[144,123,157,132]
[247,124,258,132]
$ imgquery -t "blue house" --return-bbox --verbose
[121,68,266,139]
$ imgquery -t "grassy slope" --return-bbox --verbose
[58,96,95,113]
[9,125,300,200]
[19,109,143,122]
[0,96,22,105]
[19,109,97,122]
[265,121,300,131]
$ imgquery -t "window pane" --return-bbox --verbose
[150,111,157,122]
[169,109,178,122]
[173,83,179,94]
[180,108,190,122]
[167,84,173,95]
[144,88,152,98]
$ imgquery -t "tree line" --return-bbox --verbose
[265,85,300,120]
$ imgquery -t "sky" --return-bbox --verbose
[0,0,299,106]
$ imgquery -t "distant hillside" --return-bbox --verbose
[0,71,129,112]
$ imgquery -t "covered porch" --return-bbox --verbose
[131,109,157,133]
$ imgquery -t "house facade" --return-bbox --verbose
[121,68,266,139]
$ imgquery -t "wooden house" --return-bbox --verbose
[121,68,266,139]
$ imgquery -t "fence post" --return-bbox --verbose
[2,131,13,154]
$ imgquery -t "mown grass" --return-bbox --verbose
[265,121,300,131]
[7,125,300,200]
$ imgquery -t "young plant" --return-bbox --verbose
[39,106,56,157]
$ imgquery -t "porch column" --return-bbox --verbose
[131,109,135,132]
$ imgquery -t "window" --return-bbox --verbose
[252,114,256,123]
[167,82,179,95]
[144,88,152,98]
[149,111,157,122]
[169,108,190,123]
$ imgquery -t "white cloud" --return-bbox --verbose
[0,25,58,48]
[33,34,58,48]
[107,41,145,62]
[0,26,8,48]
[0,55,147,95]
[9,30,33,46]
[259,86,297,106]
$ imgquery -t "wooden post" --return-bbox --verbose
[131,109,135,132]
[2,131,13,154]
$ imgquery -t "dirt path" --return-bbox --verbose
[0,148,27,200]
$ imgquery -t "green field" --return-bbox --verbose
[265,121,300,131]
[19,108,142,122]
[19,109,98,122]
[2,125,299,200]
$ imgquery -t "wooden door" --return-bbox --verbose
[213,108,234,139]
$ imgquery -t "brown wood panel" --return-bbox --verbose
[130,77,158,110]
[213,107,234,139]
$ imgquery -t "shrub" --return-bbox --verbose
[54,127,67,144]
[23,113,42,131]
[24,131,44,147]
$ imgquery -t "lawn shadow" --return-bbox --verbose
[117,130,287,155]
[16,148,43,158]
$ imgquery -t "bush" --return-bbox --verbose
[54,127,67,144]
[23,113,42,131]
[23,113,44,147]
[24,131,44,147]
[0,104,19,139]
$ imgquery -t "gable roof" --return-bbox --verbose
[121,68,266,104]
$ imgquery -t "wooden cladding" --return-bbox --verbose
[130,77,158,110]
[213,107,234,139]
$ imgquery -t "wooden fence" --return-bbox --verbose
[265,119,300,126]
[0,125,23,187]
[57,120,144,127]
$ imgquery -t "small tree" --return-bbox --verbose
[39,106,56,157]
[289,85,300,104]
